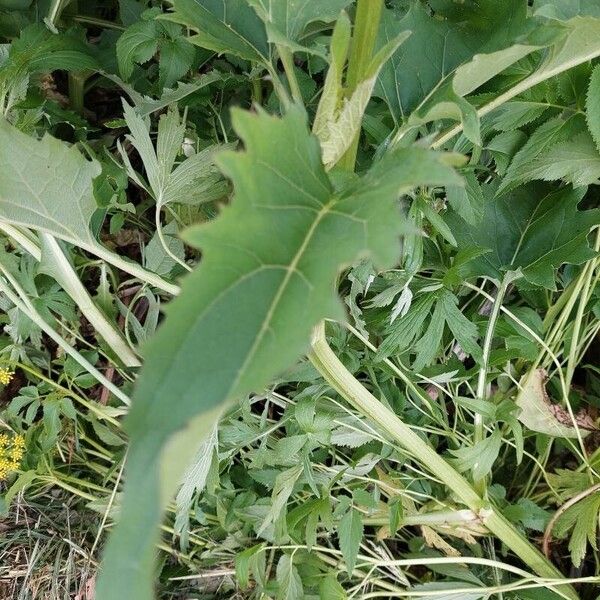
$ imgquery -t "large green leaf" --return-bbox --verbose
[95,107,461,600]
[248,0,352,48]
[0,119,100,248]
[374,1,531,122]
[533,0,600,20]
[446,184,600,288]
[162,0,270,63]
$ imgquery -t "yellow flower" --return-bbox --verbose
[9,446,23,461]
[0,433,25,481]
[0,368,14,386]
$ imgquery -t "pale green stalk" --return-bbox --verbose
[83,240,180,296]
[0,223,41,260]
[278,45,303,105]
[0,224,141,367]
[473,272,515,494]
[155,206,192,273]
[338,0,384,171]
[40,233,141,367]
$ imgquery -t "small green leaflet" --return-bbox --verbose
[96,106,461,600]
[163,0,269,63]
[446,184,600,289]
[377,290,481,367]
[450,429,503,481]
[413,290,481,371]
[258,464,303,534]
[320,573,348,600]
[276,554,304,600]
[555,491,600,567]
[339,507,363,574]
[235,543,266,590]
[120,101,228,206]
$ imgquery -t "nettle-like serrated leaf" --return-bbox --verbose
[117,16,196,88]
[497,114,586,195]
[3,23,99,76]
[162,0,269,63]
[515,131,600,187]
[117,18,159,79]
[96,107,462,600]
[487,101,552,132]
[447,184,600,289]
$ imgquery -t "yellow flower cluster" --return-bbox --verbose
[0,433,25,480]
[0,367,14,385]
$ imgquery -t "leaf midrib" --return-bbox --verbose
[228,199,334,397]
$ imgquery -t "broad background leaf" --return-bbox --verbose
[162,0,269,63]
[447,184,600,288]
[0,118,100,248]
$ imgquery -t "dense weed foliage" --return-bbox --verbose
[0,1,599,599]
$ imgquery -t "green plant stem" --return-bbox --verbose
[0,222,41,259]
[338,0,384,171]
[68,71,88,115]
[308,321,577,599]
[473,272,514,494]
[155,206,192,273]
[83,239,180,296]
[429,43,600,149]
[277,45,303,105]
[40,233,142,367]
[0,225,141,367]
